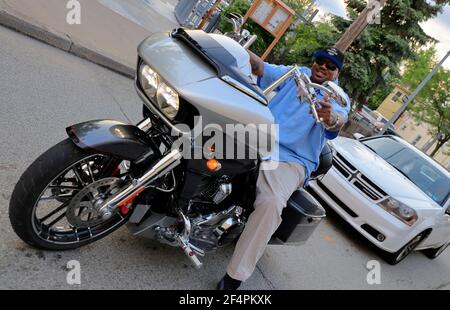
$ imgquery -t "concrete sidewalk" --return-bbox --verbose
[0,0,180,77]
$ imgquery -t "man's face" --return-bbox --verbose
[311,57,339,84]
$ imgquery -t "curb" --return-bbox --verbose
[0,10,134,79]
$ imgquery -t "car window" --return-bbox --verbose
[362,137,404,158]
[362,137,450,206]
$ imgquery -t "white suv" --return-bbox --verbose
[309,135,450,265]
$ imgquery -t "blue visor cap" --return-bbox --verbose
[314,47,345,71]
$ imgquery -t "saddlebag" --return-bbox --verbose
[270,188,326,245]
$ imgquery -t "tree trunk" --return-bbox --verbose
[430,139,447,158]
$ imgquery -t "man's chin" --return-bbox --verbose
[311,75,326,84]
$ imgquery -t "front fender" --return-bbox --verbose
[66,120,158,162]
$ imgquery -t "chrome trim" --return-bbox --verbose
[221,75,267,105]
[332,153,388,202]
[263,66,297,96]
[137,118,152,132]
[243,35,257,50]
[176,208,203,269]
[99,149,182,213]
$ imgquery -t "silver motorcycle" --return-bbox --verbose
[9,28,348,268]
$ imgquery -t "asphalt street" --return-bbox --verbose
[0,25,449,290]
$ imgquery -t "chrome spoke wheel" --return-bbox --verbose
[31,155,128,245]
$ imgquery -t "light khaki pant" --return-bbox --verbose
[227,161,306,282]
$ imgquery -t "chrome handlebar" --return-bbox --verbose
[263,66,350,124]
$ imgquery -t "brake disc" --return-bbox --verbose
[66,178,123,229]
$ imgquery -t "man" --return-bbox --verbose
[217,47,351,290]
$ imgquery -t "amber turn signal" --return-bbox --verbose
[206,159,222,172]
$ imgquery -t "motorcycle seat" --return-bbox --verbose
[172,28,268,105]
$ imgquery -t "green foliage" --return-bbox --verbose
[218,0,314,57]
[218,0,449,116]
[218,0,274,56]
[331,0,449,108]
[400,46,438,91]
[270,22,338,65]
[407,64,450,157]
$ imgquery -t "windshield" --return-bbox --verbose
[362,137,450,206]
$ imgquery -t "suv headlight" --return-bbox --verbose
[139,63,180,120]
[378,197,418,226]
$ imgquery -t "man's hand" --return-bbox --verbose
[315,95,345,131]
[316,95,334,125]
[248,51,264,77]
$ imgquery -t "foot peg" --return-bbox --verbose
[178,236,203,269]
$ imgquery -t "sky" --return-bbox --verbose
[315,0,450,69]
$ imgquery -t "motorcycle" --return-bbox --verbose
[9,27,348,268]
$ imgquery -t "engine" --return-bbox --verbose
[186,176,246,252]
[189,205,245,252]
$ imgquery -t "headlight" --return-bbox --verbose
[157,82,179,120]
[140,64,159,98]
[139,63,180,120]
[378,198,418,226]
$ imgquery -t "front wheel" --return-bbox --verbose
[9,139,129,251]
[422,241,449,259]
[382,232,427,265]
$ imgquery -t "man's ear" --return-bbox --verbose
[334,70,340,80]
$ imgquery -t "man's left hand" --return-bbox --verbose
[316,95,335,126]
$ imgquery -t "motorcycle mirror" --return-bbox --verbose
[323,81,350,108]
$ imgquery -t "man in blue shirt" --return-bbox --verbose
[218,47,351,290]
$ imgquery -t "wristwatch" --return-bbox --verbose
[324,112,341,131]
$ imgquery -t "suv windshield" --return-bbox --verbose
[362,137,450,206]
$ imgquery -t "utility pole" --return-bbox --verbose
[379,50,450,135]
[197,0,222,30]
[335,0,387,52]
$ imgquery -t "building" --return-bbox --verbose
[376,84,410,119]
[395,112,450,170]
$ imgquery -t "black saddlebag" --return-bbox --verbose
[271,189,326,245]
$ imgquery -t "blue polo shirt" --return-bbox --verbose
[258,63,351,179]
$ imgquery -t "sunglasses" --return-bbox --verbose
[315,57,338,71]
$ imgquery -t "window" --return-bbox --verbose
[363,137,450,206]
[392,91,403,102]
[412,135,422,146]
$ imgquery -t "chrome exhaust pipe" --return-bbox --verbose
[99,149,182,219]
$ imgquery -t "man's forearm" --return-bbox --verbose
[248,51,264,77]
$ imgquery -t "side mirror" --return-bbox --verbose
[353,133,365,140]
[446,208,450,216]
[323,81,350,108]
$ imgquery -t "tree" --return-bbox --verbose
[331,0,449,109]
[409,68,450,157]
[400,46,438,91]
[270,22,338,65]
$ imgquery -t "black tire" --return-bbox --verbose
[383,232,427,265]
[422,242,449,259]
[9,139,128,251]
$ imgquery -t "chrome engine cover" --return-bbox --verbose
[189,205,245,252]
